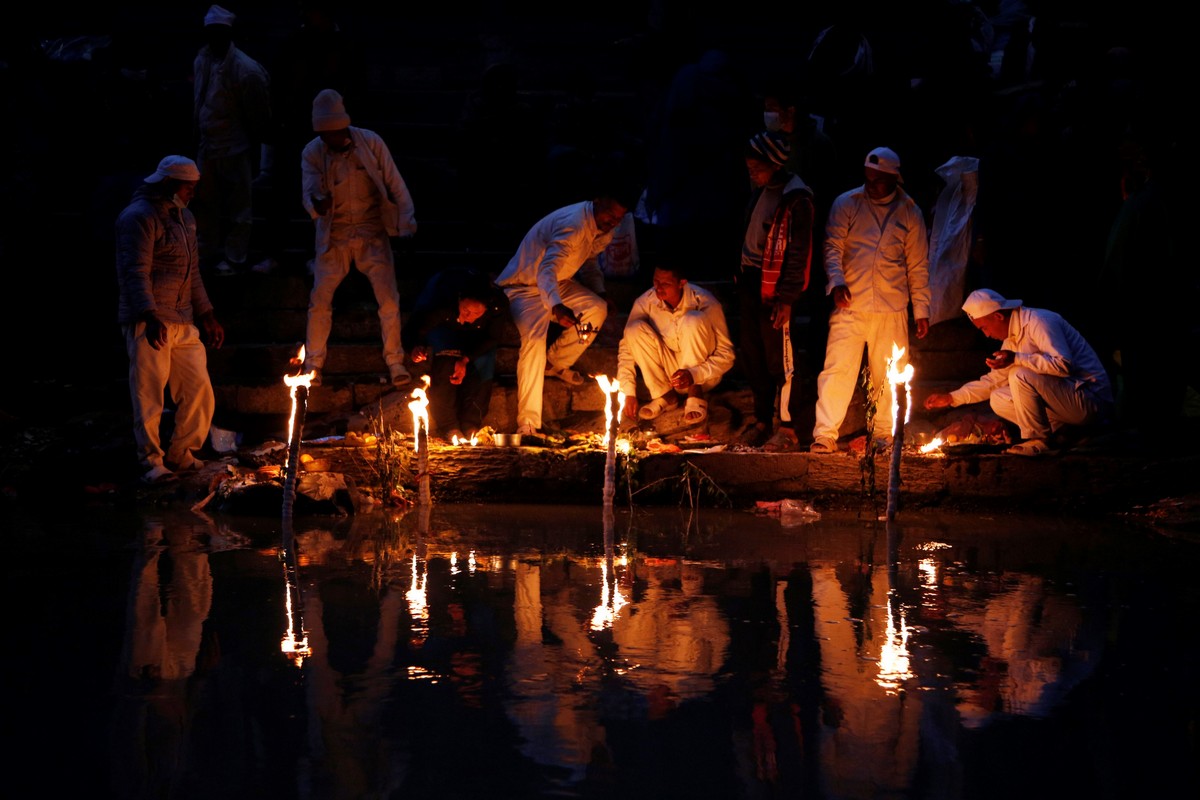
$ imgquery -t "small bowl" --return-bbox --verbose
[494,433,522,447]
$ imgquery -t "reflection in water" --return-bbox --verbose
[79,505,1199,798]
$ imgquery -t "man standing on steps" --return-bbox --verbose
[496,193,631,436]
[191,4,272,277]
[810,146,930,454]
[300,88,416,388]
[116,156,225,485]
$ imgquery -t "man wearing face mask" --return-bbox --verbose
[300,88,417,387]
[191,4,272,277]
[116,156,225,484]
[810,146,930,454]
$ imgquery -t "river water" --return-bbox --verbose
[10,501,1197,799]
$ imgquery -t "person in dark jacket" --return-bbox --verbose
[115,155,225,484]
[402,267,508,441]
[736,131,817,450]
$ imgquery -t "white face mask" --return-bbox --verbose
[763,111,783,132]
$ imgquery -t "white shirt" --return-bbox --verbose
[949,306,1113,406]
[616,282,735,395]
[823,186,931,318]
[495,201,612,310]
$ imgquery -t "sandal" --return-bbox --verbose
[809,437,837,454]
[683,396,708,425]
[638,395,678,421]
[1005,438,1051,456]
[545,365,585,386]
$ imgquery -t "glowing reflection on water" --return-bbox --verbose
[18,503,1197,799]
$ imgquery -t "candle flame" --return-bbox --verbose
[594,374,625,447]
[920,437,944,454]
[451,432,479,447]
[886,342,914,437]
[408,375,432,451]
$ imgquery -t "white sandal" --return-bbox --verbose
[638,395,677,420]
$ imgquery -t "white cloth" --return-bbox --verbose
[821,186,930,317]
[812,308,910,441]
[813,186,929,441]
[947,306,1113,438]
[616,282,734,398]
[506,283,607,430]
[123,321,216,469]
[927,156,979,326]
[497,201,616,428]
[301,128,415,371]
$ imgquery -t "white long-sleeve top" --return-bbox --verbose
[949,306,1113,406]
[301,127,416,251]
[616,282,735,396]
[495,201,611,310]
[823,186,931,318]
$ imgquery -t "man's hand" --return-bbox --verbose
[669,369,694,391]
[311,194,331,215]
[832,285,851,309]
[985,349,1014,370]
[915,318,929,339]
[410,345,430,363]
[622,395,639,421]
[552,303,579,328]
[143,313,167,351]
[450,357,468,385]
[198,312,224,349]
[770,302,792,330]
[924,392,953,410]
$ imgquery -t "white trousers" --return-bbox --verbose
[813,308,910,441]
[505,281,607,429]
[123,321,215,469]
[623,316,723,398]
[305,231,404,371]
[990,367,1111,439]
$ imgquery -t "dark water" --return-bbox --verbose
[9,501,1198,799]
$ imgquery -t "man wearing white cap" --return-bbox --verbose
[810,146,930,453]
[116,156,225,484]
[301,88,416,387]
[924,289,1113,455]
[191,4,272,276]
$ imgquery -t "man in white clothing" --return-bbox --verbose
[496,195,629,435]
[300,88,416,387]
[810,146,930,453]
[618,264,735,426]
[924,289,1113,455]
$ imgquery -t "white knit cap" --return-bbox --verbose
[312,89,351,132]
[144,155,201,183]
[204,5,235,26]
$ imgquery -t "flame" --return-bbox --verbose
[920,437,944,454]
[886,342,914,437]
[284,346,316,450]
[408,375,432,451]
[594,374,625,447]
[451,432,479,447]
